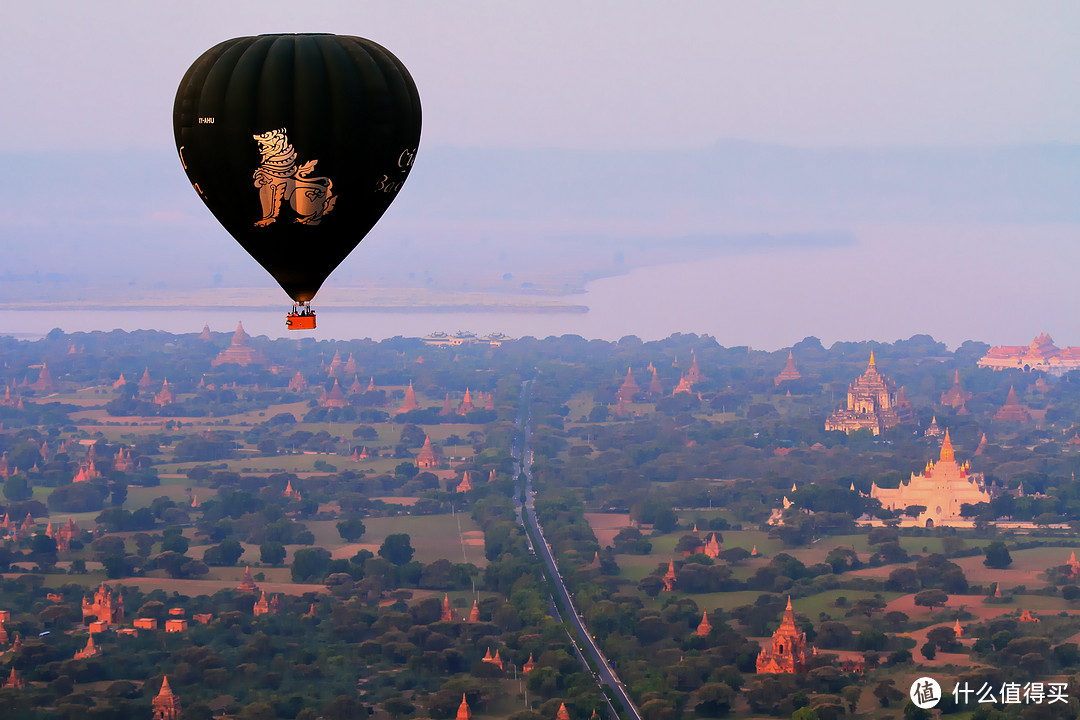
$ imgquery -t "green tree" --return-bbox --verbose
[3,475,32,502]
[379,534,415,565]
[336,516,367,542]
[913,589,949,610]
[983,541,1013,569]
[292,547,332,582]
[260,541,286,565]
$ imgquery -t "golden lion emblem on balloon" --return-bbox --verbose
[252,128,337,227]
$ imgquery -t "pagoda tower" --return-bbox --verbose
[941,369,972,408]
[774,351,802,386]
[398,381,420,413]
[648,367,664,397]
[152,676,181,720]
[327,350,344,377]
[662,560,677,591]
[415,435,441,469]
[925,416,943,438]
[31,362,57,392]
[4,667,25,689]
[756,597,809,673]
[237,566,259,594]
[616,368,640,403]
[320,379,348,408]
[74,633,102,659]
[685,351,705,385]
[825,352,910,435]
[154,379,175,406]
[457,388,475,415]
[696,610,713,637]
[343,353,359,375]
[994,386,1032,423]
[456,694,472,720]
[211,322,268,367]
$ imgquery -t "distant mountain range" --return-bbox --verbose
[1,142,1076,303]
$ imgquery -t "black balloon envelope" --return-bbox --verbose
[173,34,421,328]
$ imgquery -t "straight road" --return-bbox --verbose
[514,381,642,720]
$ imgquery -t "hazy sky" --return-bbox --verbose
[2,2,1079,350]
[3,2,1078,152]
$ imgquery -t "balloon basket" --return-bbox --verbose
[286,313,316,330]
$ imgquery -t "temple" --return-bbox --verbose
[82,583,124,626]
[825,352,914,435]
[978,333,1080,375]
[994,386,1032,424]
[319,379,348,409]
[415,435,442,469]
[398,381,420,414]
[152,676,182,720]
[211,322,268,367]
[31,363,57,393]
[940,370,972,408]
[774,352,802,386]
[696,610,712,637]
[870,429,991,527]
[756,597,810,674]
[616,368,641,403]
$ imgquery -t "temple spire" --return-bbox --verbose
[940,428,955,463]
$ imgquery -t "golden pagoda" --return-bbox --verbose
[870,429,990,528]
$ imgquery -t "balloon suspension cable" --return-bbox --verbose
[286,301,316,330]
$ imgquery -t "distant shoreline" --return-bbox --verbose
[0,303,589,314]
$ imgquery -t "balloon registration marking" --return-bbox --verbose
[252,128,337,227]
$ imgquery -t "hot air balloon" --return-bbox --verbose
[173,34,422,329]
